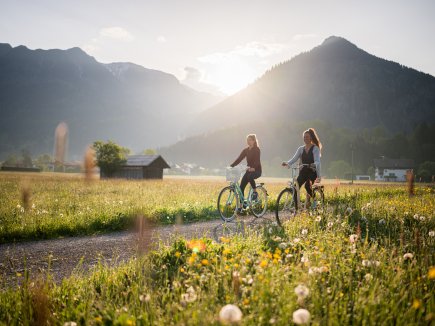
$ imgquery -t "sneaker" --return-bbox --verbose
[251,191,258,201]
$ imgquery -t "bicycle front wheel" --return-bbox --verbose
[312,186,325,210]
[250,186,268,217]
[217,186,238,222]
[275,187,296,226]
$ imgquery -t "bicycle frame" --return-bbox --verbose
[287,164,319,210]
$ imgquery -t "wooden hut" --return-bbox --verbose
[101,155,170,179]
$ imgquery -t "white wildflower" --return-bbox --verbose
[301,255,309,263]
[413,214,419,220]
[349,234,358,243]
[301,229,308,236]
[364,273,373,282]
[294,284,310,298]
[219,304,243,324]
[419,215,425,221]
[64,323,77,326]
[378,219,386,225]
[403,253,414,261]
[293,238,301,244]
[278,242,288,250]
[315,215,322,222]
[429,230,435,237]
[327,222,334,228]
[292,309,311,325]
[346,207,353,215]
[181,286,197,303]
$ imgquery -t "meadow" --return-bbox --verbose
[0,172,433,325]
[0,172,428,244]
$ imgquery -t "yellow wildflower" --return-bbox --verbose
[412,299,422,309]
[201,259,209,266]
[175,251,181,258]
[428,266,435,280]
[259,260,268,268]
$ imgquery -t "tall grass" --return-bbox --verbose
[0,188,433,324]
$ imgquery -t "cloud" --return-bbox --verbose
[157,35,167,43]
[183,66,202,81]
[100,27,134,42]
[293,33,318,41]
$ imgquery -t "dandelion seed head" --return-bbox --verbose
[292,309,311,325]
[219,304,243,324]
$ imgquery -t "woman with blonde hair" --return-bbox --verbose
[282,128,322,208]
[230,134,262,207]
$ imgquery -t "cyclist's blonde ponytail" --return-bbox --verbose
[304,128,322,152]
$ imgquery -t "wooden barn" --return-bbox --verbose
[101,155,170,179]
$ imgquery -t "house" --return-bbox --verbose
[101,155,170,179]
[374,158,414,182]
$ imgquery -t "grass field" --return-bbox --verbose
[0,172,434,324]
[0,172,428,243]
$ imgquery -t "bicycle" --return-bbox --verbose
[217,166,268,222]
[275,163,325,226]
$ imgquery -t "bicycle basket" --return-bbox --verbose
[226,168,240,182]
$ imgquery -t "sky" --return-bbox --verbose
[1,0,434,95]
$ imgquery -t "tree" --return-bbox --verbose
[327,160,352,179]
[142,148,157,155]
[417,161,435,182]
[93,141,130,177]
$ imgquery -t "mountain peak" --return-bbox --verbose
[321,36,357,48]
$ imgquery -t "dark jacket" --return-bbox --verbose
[230,146,262,173]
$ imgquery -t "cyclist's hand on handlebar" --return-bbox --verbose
[315,177,321,183]
[281,161,289,168]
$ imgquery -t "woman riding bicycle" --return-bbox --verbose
[282,128,322,208]
[230,134,262,208]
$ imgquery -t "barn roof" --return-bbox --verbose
[373,158,414,169]
[125,155,170,168]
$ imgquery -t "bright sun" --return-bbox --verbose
[202,59,258,95]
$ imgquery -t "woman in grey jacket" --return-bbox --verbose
[282,128,322,208]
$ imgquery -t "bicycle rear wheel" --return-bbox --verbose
[250,186,268,218]
[217,186,238,222]
[275,187,296,226]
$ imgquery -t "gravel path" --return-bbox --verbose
[0,214,275,286]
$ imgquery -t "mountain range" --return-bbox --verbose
[0,43,222,159]
[1,36,435,171]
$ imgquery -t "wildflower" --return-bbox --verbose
[259,260,268,268]
[64,323,77,326]
[293,238,301,244]
[268,227,273,234]
[428,266,435,279]
[187,239,206,253]
[181,286,197,303]
[364,273,373,282]
[31,203,36,209]
[201,259,209,266]
[301,255,309,263]
[294,285,310,298]
[429,230,435,237]
[349,234,358,243]
[60,213,64,218]
[419,215,425,221]
[315,215,322,222]
[301,229,308,236]
[403,253,414,261]
[412,299,422,309]
[378,219,386,225]
[292,309,311,325]
[346,207,353,215]
[278,242,288,249]
[327,222,334,228]
[139,294,151,302]
[413,214,419,220]
[16,204,21,209]
[219,304,243,324]
[175,251,181,258]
